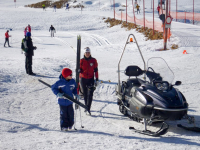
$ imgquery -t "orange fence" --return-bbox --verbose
[115,12,163,32]
[170,11,200,22]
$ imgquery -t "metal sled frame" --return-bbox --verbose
[118,34,146,96]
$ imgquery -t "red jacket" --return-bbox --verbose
[5,32,9,38]
[80,56,98,79]
[28,26,31,33]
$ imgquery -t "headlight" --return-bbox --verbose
[155,82,169,92]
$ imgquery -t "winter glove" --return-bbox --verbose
[95,79,99,87]
[75,104,79,110]
[57,92,64,98]
[33,46,37,50]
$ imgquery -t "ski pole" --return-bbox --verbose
[74,105,78,130]
[79,106,84,128]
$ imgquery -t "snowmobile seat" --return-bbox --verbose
[124,66,143,77]
[122,66,144,94]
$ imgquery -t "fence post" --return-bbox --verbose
[193,0,194,25]
[185,12,186,23]
[126,0,127,23]
[113,0,115,20]
[153,0,154,35]
[176,0,177,21]
[143,0,145,29]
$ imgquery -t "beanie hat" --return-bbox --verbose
[84,47,91,53]
[62,68,72,78]
[26,32,31,37]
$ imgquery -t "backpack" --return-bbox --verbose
[21,38,28,52]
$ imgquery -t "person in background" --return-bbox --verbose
[27,24,31,33]
[157,5,160,15]
[66,3,69,11]
[42,4,46,11]
[49,25,56,37]
[53,5,56,12]
[4,30,11,47]
[25,32,37,75]
[136,4,140,14]
[51,68,79,131]
[79,47,99,115]
[24,27,27,38]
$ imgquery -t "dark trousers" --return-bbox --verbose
[51,31,54,37]
[59,104,74,129]
[80,78,94,112]
[25,55,33,74]
[4,38,10,46]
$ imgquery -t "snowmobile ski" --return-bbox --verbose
[177,124,200,132]
[129,122,169,137]
[38,79,88,111]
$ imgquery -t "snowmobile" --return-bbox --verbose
[115,34,200,136]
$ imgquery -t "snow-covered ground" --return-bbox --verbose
[1,0,200,149]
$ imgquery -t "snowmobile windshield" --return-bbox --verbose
[146,57,174,84]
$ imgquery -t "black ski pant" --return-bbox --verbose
[80,78,94,112]
[4,38,10,47]
[59,104,74,129]
[25,54,33,74]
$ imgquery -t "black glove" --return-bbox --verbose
[34,46,37,50]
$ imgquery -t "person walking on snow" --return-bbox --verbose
[136,4,140,14]
[42,4,45,11]
[4,30,11,47]
[66,3,69,11]
[27,24,31,33]
[53,5,56,12]
[79,47,99,115]
[157,5,160,15]
[24,27,27,38]
[24,32,37,75]
[51,68,80,131]
[49,25,56,37]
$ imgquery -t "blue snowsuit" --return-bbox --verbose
[51,75,77,129]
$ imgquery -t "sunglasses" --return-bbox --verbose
[69,74,72,76]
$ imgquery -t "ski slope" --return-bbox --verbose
[1,0,200,149]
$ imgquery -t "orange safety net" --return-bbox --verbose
[170,11,200,22]
[115,12,163,32]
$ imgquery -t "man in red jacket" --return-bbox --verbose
[4,30,11,47]
[79,47,99,115]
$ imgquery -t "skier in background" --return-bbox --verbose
[136,4,140,14]
[42,4,45,11]
[27,24,31,33]
[79,47,99,115]
[157,5,160,15]
[24,32,37,75]
[4,30,11,47]
[66,3,69,11]
[24,27,27,38]
[53,5,56,12]
[49,25,56,37]
[51,68,80,131]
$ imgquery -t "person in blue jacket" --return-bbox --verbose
[51,68,79,131]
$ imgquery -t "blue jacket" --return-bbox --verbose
[51,75,77,106]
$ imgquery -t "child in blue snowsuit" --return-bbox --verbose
[51,68,79,131]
